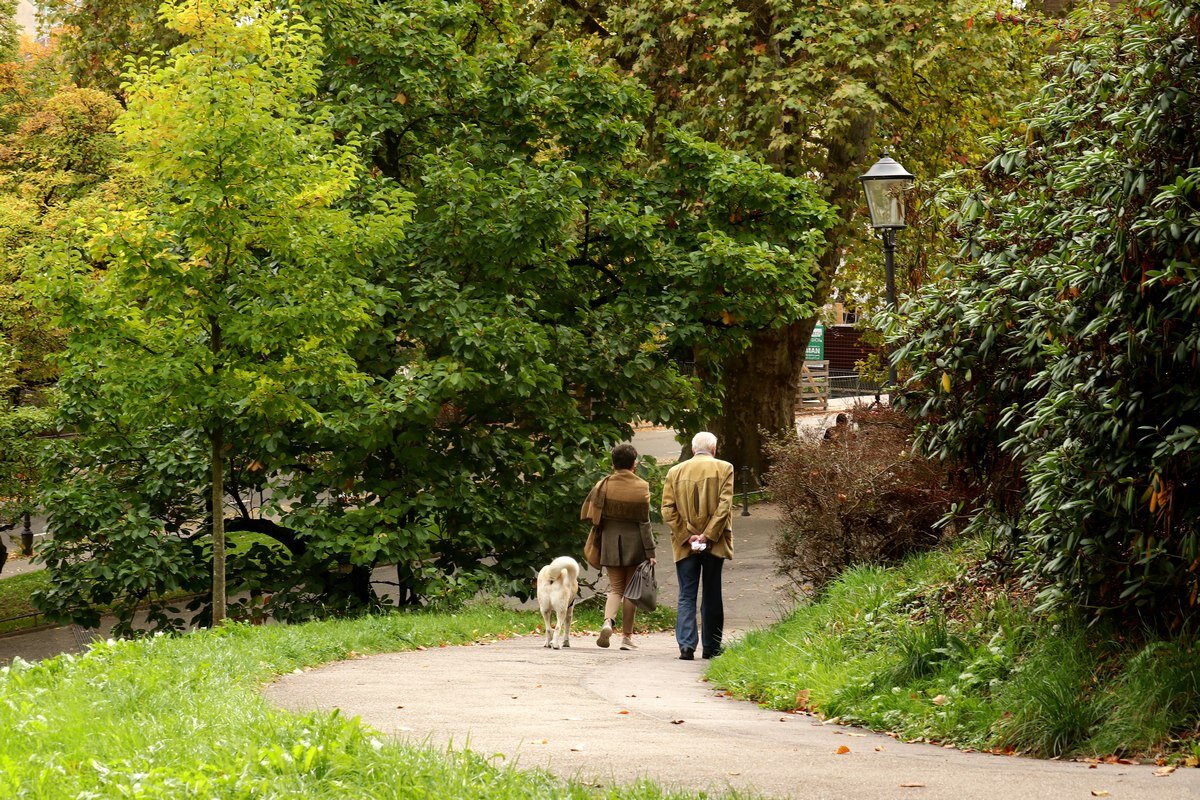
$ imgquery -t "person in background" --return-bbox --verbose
[823,413,850,441]
[661,431,734,660]
[579,444,656,651]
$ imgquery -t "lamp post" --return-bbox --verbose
[859,151,915,390]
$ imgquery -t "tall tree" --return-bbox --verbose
[274,0,834,601]
[37,0,407,627]
[536,0,1048,470]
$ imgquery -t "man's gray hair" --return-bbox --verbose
[691,431,718,455]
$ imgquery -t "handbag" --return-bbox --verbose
[622,560,657,612]
[583,526,601,570]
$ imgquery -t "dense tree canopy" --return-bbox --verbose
[531,0,1049,469]
[897,0,1200,625]
[26,0,832,628]
[272,0,833,603]
[37,0,1049,471]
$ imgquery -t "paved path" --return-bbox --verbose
[265,505,1200,799]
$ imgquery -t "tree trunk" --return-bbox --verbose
[712,323,807,475]
[210,311,226,626]
[211,422,226,626]
[714,113,877,472]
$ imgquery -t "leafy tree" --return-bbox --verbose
[277,0,833,601]
[536,0,1048,470]
[896,0,1200,625]
[37,0,407,628]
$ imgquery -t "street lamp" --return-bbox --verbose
[859,151,915,390]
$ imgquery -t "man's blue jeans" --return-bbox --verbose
[675,551,724,655]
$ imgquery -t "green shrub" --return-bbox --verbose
[895,0,1200,624]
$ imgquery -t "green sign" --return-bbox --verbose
[805,323,825,361]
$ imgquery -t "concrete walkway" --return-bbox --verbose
[265,505,1200,800]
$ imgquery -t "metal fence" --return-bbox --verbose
[827,369,884,399]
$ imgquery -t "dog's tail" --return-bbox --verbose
[546,555,579,583]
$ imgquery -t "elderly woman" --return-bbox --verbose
[579,443,657,650]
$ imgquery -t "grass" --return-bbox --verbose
[0,567,198,638]
[0,569,50,635]
[707,542,1200,763]
[0,599,705,799]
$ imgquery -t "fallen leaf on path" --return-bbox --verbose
[875,746,885,752]
[396,705,404,709]
[570,746,584,752]
[1088,765,1098,769]
[1154,766,1176,777]
[931,694,947,706]
[795,689,811,710]
[779,717,788,722]
[848,733,867,738]
[1185,756,1200,768]
[670,719,685,725]
[899,783,925,789]
[835,746,851,755]
[536,739,548,745]
[1090,791,1110,797]
[618,710,630,715]
[416,646,427,651]
[728,771,741,776]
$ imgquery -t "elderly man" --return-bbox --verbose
[661,431,735,660]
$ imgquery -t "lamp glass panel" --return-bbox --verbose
[864,177,909,228]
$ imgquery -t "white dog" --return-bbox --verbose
[536,556,580,650]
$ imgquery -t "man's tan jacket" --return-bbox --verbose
[661,453,735,562]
